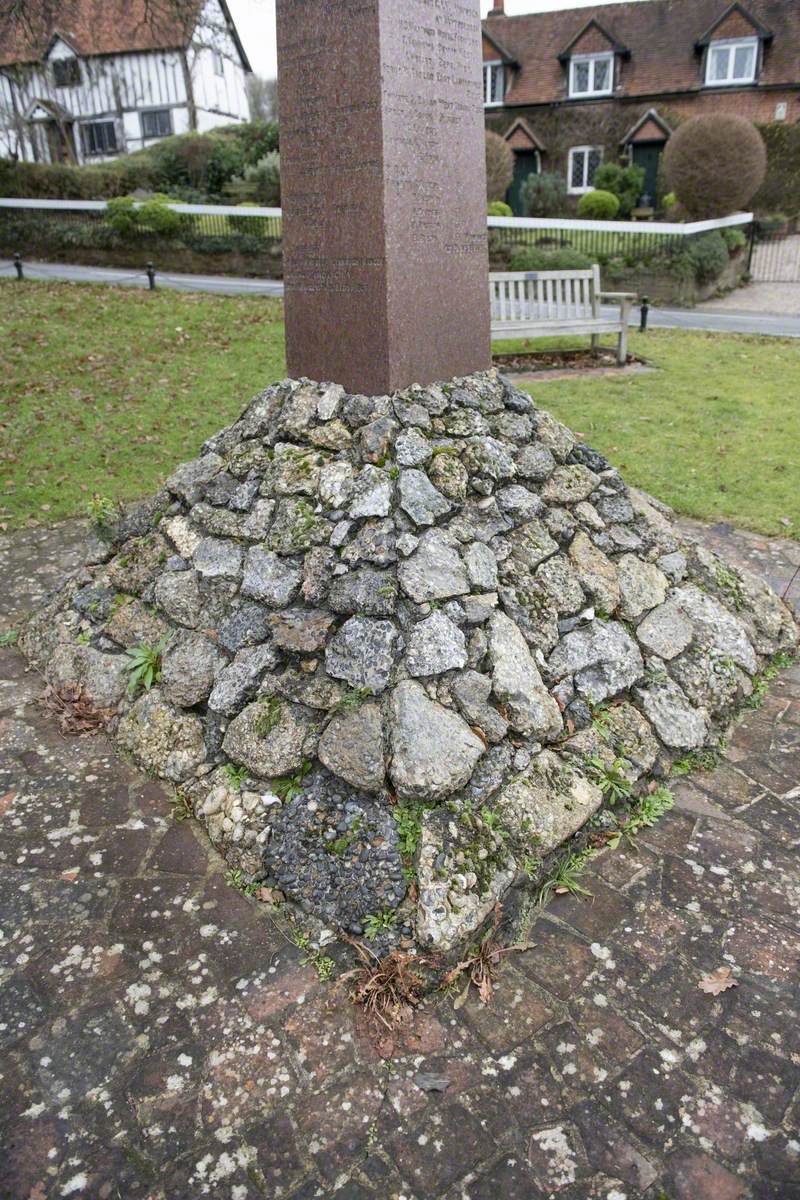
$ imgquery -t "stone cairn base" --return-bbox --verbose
[22,372,798,954]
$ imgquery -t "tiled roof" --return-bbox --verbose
[483,0,800,106]
[0,0,202,67]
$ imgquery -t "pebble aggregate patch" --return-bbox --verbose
[1,528,799,1199]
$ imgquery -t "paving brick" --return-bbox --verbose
[664,1149,749,1200]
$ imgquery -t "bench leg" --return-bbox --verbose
[617,301,631,365]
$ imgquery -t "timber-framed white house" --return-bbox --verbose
[0,0,251,164]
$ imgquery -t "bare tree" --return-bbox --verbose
[246,74,277,123]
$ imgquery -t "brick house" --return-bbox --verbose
[0,0,250,164]
[482,0,800,213]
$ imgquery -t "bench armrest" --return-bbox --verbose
[598,292,637,301]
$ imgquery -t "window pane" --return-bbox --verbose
[733,44,755,79]
[490,65,504,102]
[573,61,590,93]
[593,58,610,91]
[142,109,171,138]
[587,149,602,186]
[709,46,729,81]
[571,150,585,189]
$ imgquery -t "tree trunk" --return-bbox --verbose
[180,49,197,131]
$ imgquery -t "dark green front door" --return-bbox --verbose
[507,150,539,216]
[631,142,664,207]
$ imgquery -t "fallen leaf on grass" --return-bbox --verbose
[698,966,738,995]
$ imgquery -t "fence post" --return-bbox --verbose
[746,221,757,274]
[146,261,156,290]
[639,296,650,333]
[13,252,23,281]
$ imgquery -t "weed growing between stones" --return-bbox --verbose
[672,746,726,776]
[585,756,634,805]
[270,760,312,801]
[221,763,249,790]
[364,909,397,940]
[291,929,336,982]
[226,867,261,897]
[38,682,115,736]
[340,936,431,1033]
[744,650,797,710]
[443,903,535,1008]
[603,786,675,849]
[253,696,282,737]
[0,629,19,646]
[169,792,194,822]
[86,493,121,529]
[124,639,166,695]
[536,846,597,906]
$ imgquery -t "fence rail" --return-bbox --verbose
[0,198,754,282]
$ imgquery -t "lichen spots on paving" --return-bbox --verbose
[21,371,799,953]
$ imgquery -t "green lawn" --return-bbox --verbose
[1,279,797,539]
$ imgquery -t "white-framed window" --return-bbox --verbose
[569,52,614,98]
[568,145,603,194]
[80,120,117,157]
[705,37,758,85]
[212,49,225,77]
[484,61,505,107]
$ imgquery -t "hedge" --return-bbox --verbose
[752,122,800,217]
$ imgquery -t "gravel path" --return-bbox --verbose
[0,519,798,1199]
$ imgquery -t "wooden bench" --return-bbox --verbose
[490,266,636,366]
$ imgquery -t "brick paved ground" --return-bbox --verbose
[0,521,798,1200]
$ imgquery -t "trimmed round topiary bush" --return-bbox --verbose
[485,131,514,203]
[577,189,620,220]
[488,200,513,218]
[663,115,766,219]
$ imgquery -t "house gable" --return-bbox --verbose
[503,118,545,152]
[558,19,628,63]
[695,3,773,48]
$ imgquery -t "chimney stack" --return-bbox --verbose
[488,0,505,15]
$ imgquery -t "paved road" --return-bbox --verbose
[3,257,799,337]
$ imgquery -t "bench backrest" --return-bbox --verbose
[489,266,601,323]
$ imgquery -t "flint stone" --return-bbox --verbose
[222,699,319,777]
[491,411,534,443]
[325,616,400,693]
[463,593,499,624]
[267,499,329,553]
[634,677,711,749]
[657,551,688,584]
[396,428,433,467]
[451,670,509,743]
[104,599,169,649]
[398,530,470,602]
[673,584,758,675]
[406,612,467,677]
[488,612,562,739]
[329,567,398,616]
[218,603,271,653]
[545,507,578,545]
[498,750,603,852]
[574,501,605,531]
[208,644,280,715]
[276,667,343,711]
[428,452,469,502]
[399,469,452,527]
[301,546,335,604]
[48,643,128,708]
[349,466,393,519]
[193,538,243,580]
[568,532,620,615]
[317,382,345,421]
[161,631,227,708]
[310,420,352,452]
[496,485,544,525]
[190,502,246,539]
[268,608,337,653]
[269,446,323,497]
[448,497,510,544]
[670,645,742,712]
[394,398,433,428]
[242,548,302,608]
[396,533,419,557]
[617,555,669,621]
[569,444,610,474]
[463,542,498,591]
[358,416,398,464]
[542,464,599,505]
[155,570,203,627]
[444,408,489,437]
[548,621,644,705]
[533,411,574,460]
[416,811,515,951]
[595,493,635,524]
[343,393,392,428]
[341,518,397,565]
[506,519,559,571]
[389,680,484,801]
[117,689,206,782]
[535,555,586,616]
[515,442,556,483]
[318,703,385,792]
[636,601,694,661]
[162,514,201,558]
[165,453,222,504]
[463,437,516,482]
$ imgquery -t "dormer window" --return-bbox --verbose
[484,61,505,107]
[705,37,758,85]
[52,57,81,88]
[569,52,614,98]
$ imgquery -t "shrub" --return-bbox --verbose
[106,195,139,237]
[577,189,620,220]
[670,231,729,283]
[485,131,514,202]
[236,151,281,206]
[487,200,512,217]
[520,171,567,217]
[663,115,767,219]
[106,194,183,239]
[509,246,593,271]
[592,162,645,217]
[721,227,747,253]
